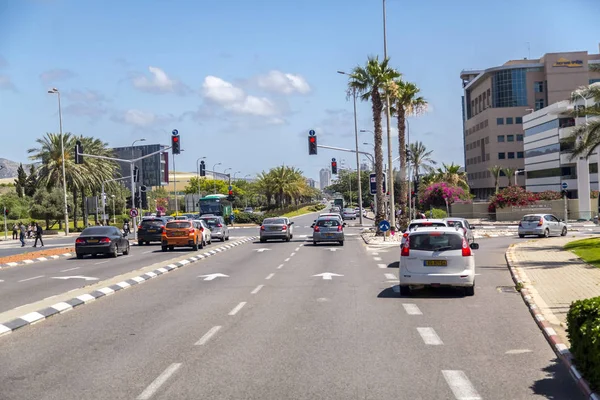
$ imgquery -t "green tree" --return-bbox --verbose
[0,192,30,220]
[30,187,66,229]
[407,141,437,188]
[563,84,600,160]
[14,163,27,197]
[488,165,503,194]
[24,164,37,197]
[254,165,315,208]
[503,167,517,186]
[435,163,469,190]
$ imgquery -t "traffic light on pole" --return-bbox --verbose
[3,207,8,217]
[308,130,317,155]
[200,161,206,177]
[134,166,140,183]
[75,140,83,164]
[140,186,148,209]
[331,161,337,174]
[171,130,180,154]
[126,196,133,209]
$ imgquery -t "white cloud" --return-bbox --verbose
[40,68,77,84]
[202,76,278,117]
[63,103,107,119]
[255,70,310,95]
[63,89,107,103]
[0,75,16,91]
[132,66,188,94]
[112,109,176,128]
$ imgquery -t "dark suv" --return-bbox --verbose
[137,217,167,245]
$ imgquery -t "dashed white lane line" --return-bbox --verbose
[384,273,397,280]
[373,257,382,261]
[60,267,80,272]
[402,303,423,315]
[251,285,264,294]
[277,264,284,269]
[417,327,443,345]
[284,258,290,262]
[295,247,300,251]
[290,252,296,257]
[228,301,247,316]
[265,273,275,280]
[442,370,482,400]
[377,263,387,269]
[94,260,110,265]
[137,363,182,400]
[372,252,379,256]
[195,326,222,346]
[18,275,44,283]
[143,250,153,254]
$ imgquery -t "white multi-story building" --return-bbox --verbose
[306,178,317,188]
[319,168,331,190]
[523,96,599,218]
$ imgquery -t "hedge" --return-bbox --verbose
[567,296,600,390]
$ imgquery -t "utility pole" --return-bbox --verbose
[382,0,395,227]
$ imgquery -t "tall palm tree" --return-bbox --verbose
[389,80,428,223]
[407,141,436,187]
[435,163,469,190]
[503,167,517,186]
[347,56,400,226]
[563,83,600,159]
[488,165,503,194]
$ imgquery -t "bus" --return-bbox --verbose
[198,194,233,219]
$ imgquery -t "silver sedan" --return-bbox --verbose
[313,218,345,246]
[260,217,293,242]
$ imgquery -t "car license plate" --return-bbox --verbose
[87,239,99,244]
[148,229,156,233]
[270,227,279,231]
[324,233,334,238]
[424,260,447,267]
[171,231,185,236]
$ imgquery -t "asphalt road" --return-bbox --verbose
[0,212,583,399]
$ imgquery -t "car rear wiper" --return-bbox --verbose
[433,246,453,252]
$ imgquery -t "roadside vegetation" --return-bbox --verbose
[564,238,600,268]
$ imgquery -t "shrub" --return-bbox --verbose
[232,212,262,224]
[419,182,468,209]
[308,203,327,212]
[488,186,538,212]
[592,191,599,199]
[430,208,447,219]
[567,296,600,390]
[537,190,562,201]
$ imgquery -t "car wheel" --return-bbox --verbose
[111,244,118,258]
[192,239,199,251]
[76,253,84,259]
[313,241,317,246]
[286,236,291,242]
[464,285,475,296]
[169,245,174,251]
[208,238,212,245]
[543,229,550,238]
[399,286,410,296]
[225,235,230,241]
[561,227,568,236]
[123,243,130,255]
[260,239,266,243]
[161,246,167,252]
[339,241,344,246]
[519,234,525,238]
[138,240,143,246]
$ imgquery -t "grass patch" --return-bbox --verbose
[564,238,600,268]
[282,206,314,218]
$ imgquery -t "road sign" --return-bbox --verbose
[172,129,179,136]
[369,173,387,195]
[129,208,139,218]
[309,129,316,136]
[379,220,391,232]
[331,157,336,162]
[562,182,568,190]
[228,185,233,191]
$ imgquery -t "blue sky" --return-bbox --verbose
[1,0,599,182]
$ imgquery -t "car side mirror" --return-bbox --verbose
[290,221,294,225]
[311,223,315,228]
[343,223,347,227]
[470,225,476,230]
[470,243,479,250]
[558,219,563,222]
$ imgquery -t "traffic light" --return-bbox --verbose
[171,130,180,155]
[331,161,337,174]
[134,166,140,183]
[75,140,83,164]
[126,196,133,209]
[227,189,234,202]
[140,186,148,209]
[3,207,8,217]
[199,161,206,177]
[134,191,141,208]
[308,131,317,155]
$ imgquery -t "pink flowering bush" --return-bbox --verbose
[488,186,538,212]
[419,182,468,209]
[537,190,562,201]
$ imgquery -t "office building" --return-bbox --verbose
[306,178,317,188]
[523,96,599,218]
[111,144,169,188]
[461,48,600,199]
[319,168,331,190]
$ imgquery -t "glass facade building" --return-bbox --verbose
[492,69,528,108]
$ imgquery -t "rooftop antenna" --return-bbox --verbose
[526,42,531,60]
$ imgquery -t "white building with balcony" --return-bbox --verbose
[523,98,598,218]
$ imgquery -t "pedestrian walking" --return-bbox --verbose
[19,222,26,247]
[229,213,234,226]
[12,223,18,240]
[33,222,44,247]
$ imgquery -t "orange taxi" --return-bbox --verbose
[161,220,203,251]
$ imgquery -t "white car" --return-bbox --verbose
[518,213,567,238]
[193,219,212,245]
[399,227,479,296]
[400,219,448,245]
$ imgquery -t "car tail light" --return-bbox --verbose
[429,232,442,236]
[99,237,111,243]
[422,222,432,226]
[75,238,85,244]
[337,225,343,232]
[260,225,265,231]
[161,226,165,233]
[537,218,543,226]
[282,225,287,231]
[462,237,471,257]
[189,228,195,234]
[314,226,320,232]
[401,238,410,256]
[138,225,142,230]
[216,223,223,227]
[403,232,408,239]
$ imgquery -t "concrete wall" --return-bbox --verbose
[450,202,491,219]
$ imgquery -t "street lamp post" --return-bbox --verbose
[233,171,242,180]
[212,163,222,193]
[48,88,69,235]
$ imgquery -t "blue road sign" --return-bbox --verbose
[331,157,336,162]
[379,220,391,232]
[561,182,568,190]
[369,173,387,195]
[228,185,233,191]
[309,129,316,136]
[172,129,179,136]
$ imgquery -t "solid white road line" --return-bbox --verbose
[228,301,247,316]
[442,370,482,400]
[377,263,387,269]
[417,327,443,345]
[18,275,44,283]
[284,258,290,262]
[137,363,182,400]
[402,303,423,315]
[373,257,382,261]
[60,267,80,272]
[251,285,264,294]
[384,273,397,280]
[265,273,275,280]
[277,264,284,269]
[195,326,222,346]
[94,260,110,265]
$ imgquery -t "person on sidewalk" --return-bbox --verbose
[12,223,17,240]
[19,222,26,247]
[32,222,44,247]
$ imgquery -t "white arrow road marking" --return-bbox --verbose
[312,273,344,280]
[198,273,229,281]
[52,276,98,281]
[255,248,271,253]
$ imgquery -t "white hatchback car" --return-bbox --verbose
[399,227,479,296]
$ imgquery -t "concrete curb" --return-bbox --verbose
[0,236,258,339]
[0,251,76,270]
[505,245,599,400]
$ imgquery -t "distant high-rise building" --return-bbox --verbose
[319,168,331,190]
[306,178,317,188]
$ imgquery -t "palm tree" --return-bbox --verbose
[503,167,517,186]
[347,56,400,226]
[389,79,428,223]
[407,141,436,187]
[488,165,503,194]
[563,83,600,159]
[435,163,469,190]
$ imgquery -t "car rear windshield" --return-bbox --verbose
[141,220,164,227]
[409,222,446,230]
[317,219,340,227]
[409,233,463,251]
[166,221,191,229]
[522,216,541,221]
[82,227,114,236]
[201,218,219,226]
[264,218,285,225]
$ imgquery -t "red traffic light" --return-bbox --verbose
[309,137,316,143]
[228,190,233,195]
[332,162,337,167]
[173,137,179,142]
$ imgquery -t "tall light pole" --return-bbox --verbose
[111,195,116,225]
[212,163,222,193]
[382,0,396,227]
[48,88,69,235]
[337,70,364,225]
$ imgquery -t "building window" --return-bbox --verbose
[492,68,528,107]
[498,152,506,159]
[535,99,545,110]
[590,163,598,174]
[516,117,523,124]
[517,134,524,141]
[485,136,490,144]
[507,135,514,142]
[517,151,524,158]
[508,152,515,159]
[525,143,560,158]
[497,118,504,125]
[525,119,559,137]
[506,117,514,124]
[527,168,561,179]
[559,118,575,128]
[499,170,506,177]
[560,140,575,153]
[497,135,505,142]
[534,81,544,93]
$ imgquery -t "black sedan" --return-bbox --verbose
[75,226,130,259]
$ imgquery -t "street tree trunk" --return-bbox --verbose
[397,107,409,229]
[371,88,385,233]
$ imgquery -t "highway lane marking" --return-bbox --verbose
[94,260,110,265]
[60,267,80,272]
[373,257,382,261]
[442,370,482,400]
[417,327,443,345]
[295,247,300,251]
[137,362,182,400]
[384,273,397,280]
[251,285,264,294]
[505,349,532,354]
[290,252,296,257]
[372,252,379,255]
[284,258,290,262]
[265,273,275,280]
[377,264,387,269]
[143,250,153,254]
[18,275,44,282]
[277,264,284,269]
[228,301,247,316]
[195,326,222,346]
[402,304,423,315]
